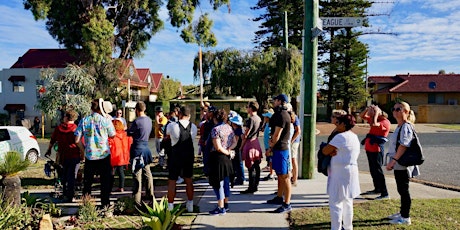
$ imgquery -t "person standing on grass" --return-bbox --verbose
[360,105,390,199]
[75,99,116,208]
[240,101,263,194]
[127,101,155,208]
[386,101,420,225]
[46,110,81,203]
[322,114,361,230]
[208,109,237,216]
[166,105,197,213]
[266,94,292,213]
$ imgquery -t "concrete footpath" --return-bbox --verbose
[191,170,460,229]
[191,123,460,229]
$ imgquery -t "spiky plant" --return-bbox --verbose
[0,151,30,177]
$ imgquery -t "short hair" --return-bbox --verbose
[247,101,259,111]
[215,109,227,123]
[336,114,356,131]
[91,99,100,112]
[135,101,146,112]
[112,120,124,131]
[179,105,191,116]
[65,110,78,121]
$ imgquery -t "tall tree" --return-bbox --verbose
[252,0,304,50]
[193,47,302,111]
[158,78,182,101]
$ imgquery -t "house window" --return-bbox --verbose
[428,93,444,104]
[13,81,25,92]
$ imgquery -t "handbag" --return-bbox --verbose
[396,123,424,166]
[317,142,331,176]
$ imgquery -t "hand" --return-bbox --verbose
[386,159,396,171]
[330,149,338,156]
[45,149,51,157]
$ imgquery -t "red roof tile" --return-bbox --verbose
[10,49,82,68]
[150,73,163,93]
[136,68,151,82]
[369,74,460,93]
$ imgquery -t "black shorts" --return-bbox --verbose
[168,152,194,180]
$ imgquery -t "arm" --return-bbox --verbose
[269,126,283,148]
[322,144,338,156]
[291,125,301,144]
[240,127,250,151]
[359,107,370,120]
[212,137,231,155]
[386,145,408,170]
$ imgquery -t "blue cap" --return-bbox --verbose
[208,106,217,113]
[273,94,289,103]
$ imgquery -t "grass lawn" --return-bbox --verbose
[290,199,460,229]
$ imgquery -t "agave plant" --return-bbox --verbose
[0,151,30,206]
[139,196,185,230]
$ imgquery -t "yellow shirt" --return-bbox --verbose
[155,115,168,138]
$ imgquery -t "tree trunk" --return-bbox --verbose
[1,175,22,206]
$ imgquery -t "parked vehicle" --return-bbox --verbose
[0,126,41,163]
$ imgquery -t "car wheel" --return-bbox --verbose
[26,149,39,164]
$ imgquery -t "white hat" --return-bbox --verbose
[228,110,238,119]
[99,98,113,118]
[229,115,243,126]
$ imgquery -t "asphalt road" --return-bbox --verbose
[317,132,460,188]
[38,132,460,189]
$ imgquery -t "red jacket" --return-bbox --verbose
[50,123,80,164]
[109,130,132,167]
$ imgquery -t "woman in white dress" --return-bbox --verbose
[322,114,361,230]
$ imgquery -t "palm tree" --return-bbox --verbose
[0,151,30,206]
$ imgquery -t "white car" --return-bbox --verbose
[0,126,41,163]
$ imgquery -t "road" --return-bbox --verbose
[38,132,460,189]
[318,132,460,188]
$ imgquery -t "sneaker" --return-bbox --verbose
[267,196,284,205]
[274,203,292,213]
[387,213,401,220]
[176,176,184,184]
[361,190,381,195]
[209,207,226,216]
[240,188,257,194]
[224,203,229,212]
[389,216,411,225]
[262,174,275,181]
[186,200,193,213]
[374,195,390,200]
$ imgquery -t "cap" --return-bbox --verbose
[273,94,289,103]
[208,106,217,113]
[155,106,163,112]
[262,108,274,118]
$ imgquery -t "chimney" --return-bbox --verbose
[407,72,410,78]
[18,56,24,68]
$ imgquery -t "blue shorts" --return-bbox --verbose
[272,149,290,175]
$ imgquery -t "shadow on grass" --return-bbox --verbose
[291,219,391,229]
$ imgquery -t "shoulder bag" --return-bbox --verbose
[396,123,424,166]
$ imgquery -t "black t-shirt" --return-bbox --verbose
[269,106,291,150]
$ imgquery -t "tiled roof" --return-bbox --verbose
[369,74,460,93]
[150,73,163,93]
[136,68,151,82]
[10,49,82,68]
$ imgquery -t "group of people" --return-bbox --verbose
[322,101,419,229]
[45,99,156,211]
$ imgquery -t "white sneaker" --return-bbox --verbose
[176,176,184,184]
[389,216,411,225]
[387,213,401,219]
[168,203,174,211]
[186,200,193,212]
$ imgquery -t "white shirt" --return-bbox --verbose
[166,119,198,146]
[327,130,361,199]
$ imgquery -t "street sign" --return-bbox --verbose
[321,17,364,27]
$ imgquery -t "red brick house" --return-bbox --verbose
[368,73,460,123]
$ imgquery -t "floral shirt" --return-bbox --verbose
[75,112,116,160]
[211,123,235,152]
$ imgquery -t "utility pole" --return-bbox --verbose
[301,0,319,179]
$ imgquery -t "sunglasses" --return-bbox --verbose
[391,107,403,112]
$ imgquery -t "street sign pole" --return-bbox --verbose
[301,0,319,179]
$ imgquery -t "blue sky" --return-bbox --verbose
[1,0,460,85]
